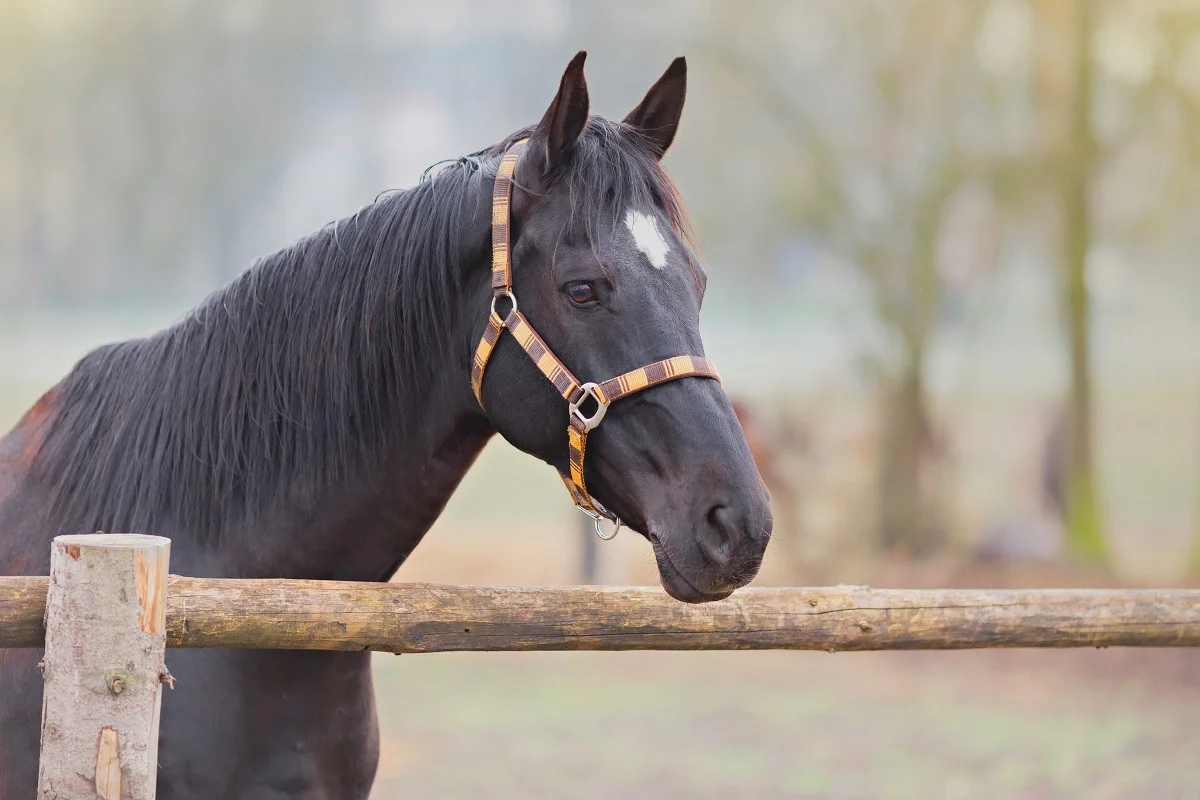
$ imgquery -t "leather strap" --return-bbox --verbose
[490,141,524,296]
[471,140,721,529]
[470,313,505,408]
[594,355,719,404]
[503,311,583,401]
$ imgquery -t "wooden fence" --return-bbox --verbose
[16,534,1200,799]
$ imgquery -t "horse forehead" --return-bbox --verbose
[622,209,670,269]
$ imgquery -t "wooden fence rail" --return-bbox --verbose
[4,577,1198,653]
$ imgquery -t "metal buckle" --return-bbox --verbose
[576,502,621,541]
[489,291,517,323]
[568,382,608,432]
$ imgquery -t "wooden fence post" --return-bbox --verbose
[38,534,170,800]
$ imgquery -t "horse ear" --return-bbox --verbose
[623,57,687,159]
[524,50,590,180]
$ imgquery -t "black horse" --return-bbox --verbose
[0,53,771,797]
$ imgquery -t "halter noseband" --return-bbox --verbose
[470,139,721,540]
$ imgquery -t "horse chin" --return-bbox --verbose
[648,533,736,604]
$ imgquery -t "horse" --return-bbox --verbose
[0,52,772,797]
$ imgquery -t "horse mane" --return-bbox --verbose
[30,116,695,545]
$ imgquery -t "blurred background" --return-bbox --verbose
[2,0,1198,796]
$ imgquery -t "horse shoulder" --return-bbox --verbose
[0,384,62,554]
[0,384,60,473]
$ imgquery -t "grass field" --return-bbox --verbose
[367,648,1200,798]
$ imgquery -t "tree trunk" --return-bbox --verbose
[1061,0,1106,563]
[1192,400,1200,573]
[579,513,598,585]
[1191,513,1200,575]
[877,350,942,555]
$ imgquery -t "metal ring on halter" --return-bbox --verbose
[568,382,609,432]
[490,291,517,322]
[576,502,621,540]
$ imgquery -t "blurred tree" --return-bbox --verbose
[1193,433,1200,572]
[1150,10,1200,577]
[1035,0,1200,565]
[1033,0,1105,563]
[700,1,1031,554]
[697,0,1199,565]
[0,0,389,306]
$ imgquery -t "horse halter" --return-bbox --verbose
[470,139,721,540]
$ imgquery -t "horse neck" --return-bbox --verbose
[235,365,495,583]
[197,195,498,580]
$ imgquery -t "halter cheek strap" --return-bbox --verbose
[471,139,721,539]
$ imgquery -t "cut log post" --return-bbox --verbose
[37,534,170,800]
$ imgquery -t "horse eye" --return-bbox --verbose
[565,282,596,306]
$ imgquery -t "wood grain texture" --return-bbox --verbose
[37,534,170,800]
[2,576,1197,652]
[0,575,51,647]
[164,580,1200,652]
[95,727,121,800]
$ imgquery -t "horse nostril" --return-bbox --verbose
[699,504,738,567]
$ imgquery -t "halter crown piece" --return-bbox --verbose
[470,139,721,540]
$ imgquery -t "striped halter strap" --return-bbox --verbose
[470,139,721,540]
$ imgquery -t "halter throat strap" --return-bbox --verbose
[470,139,720,536]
